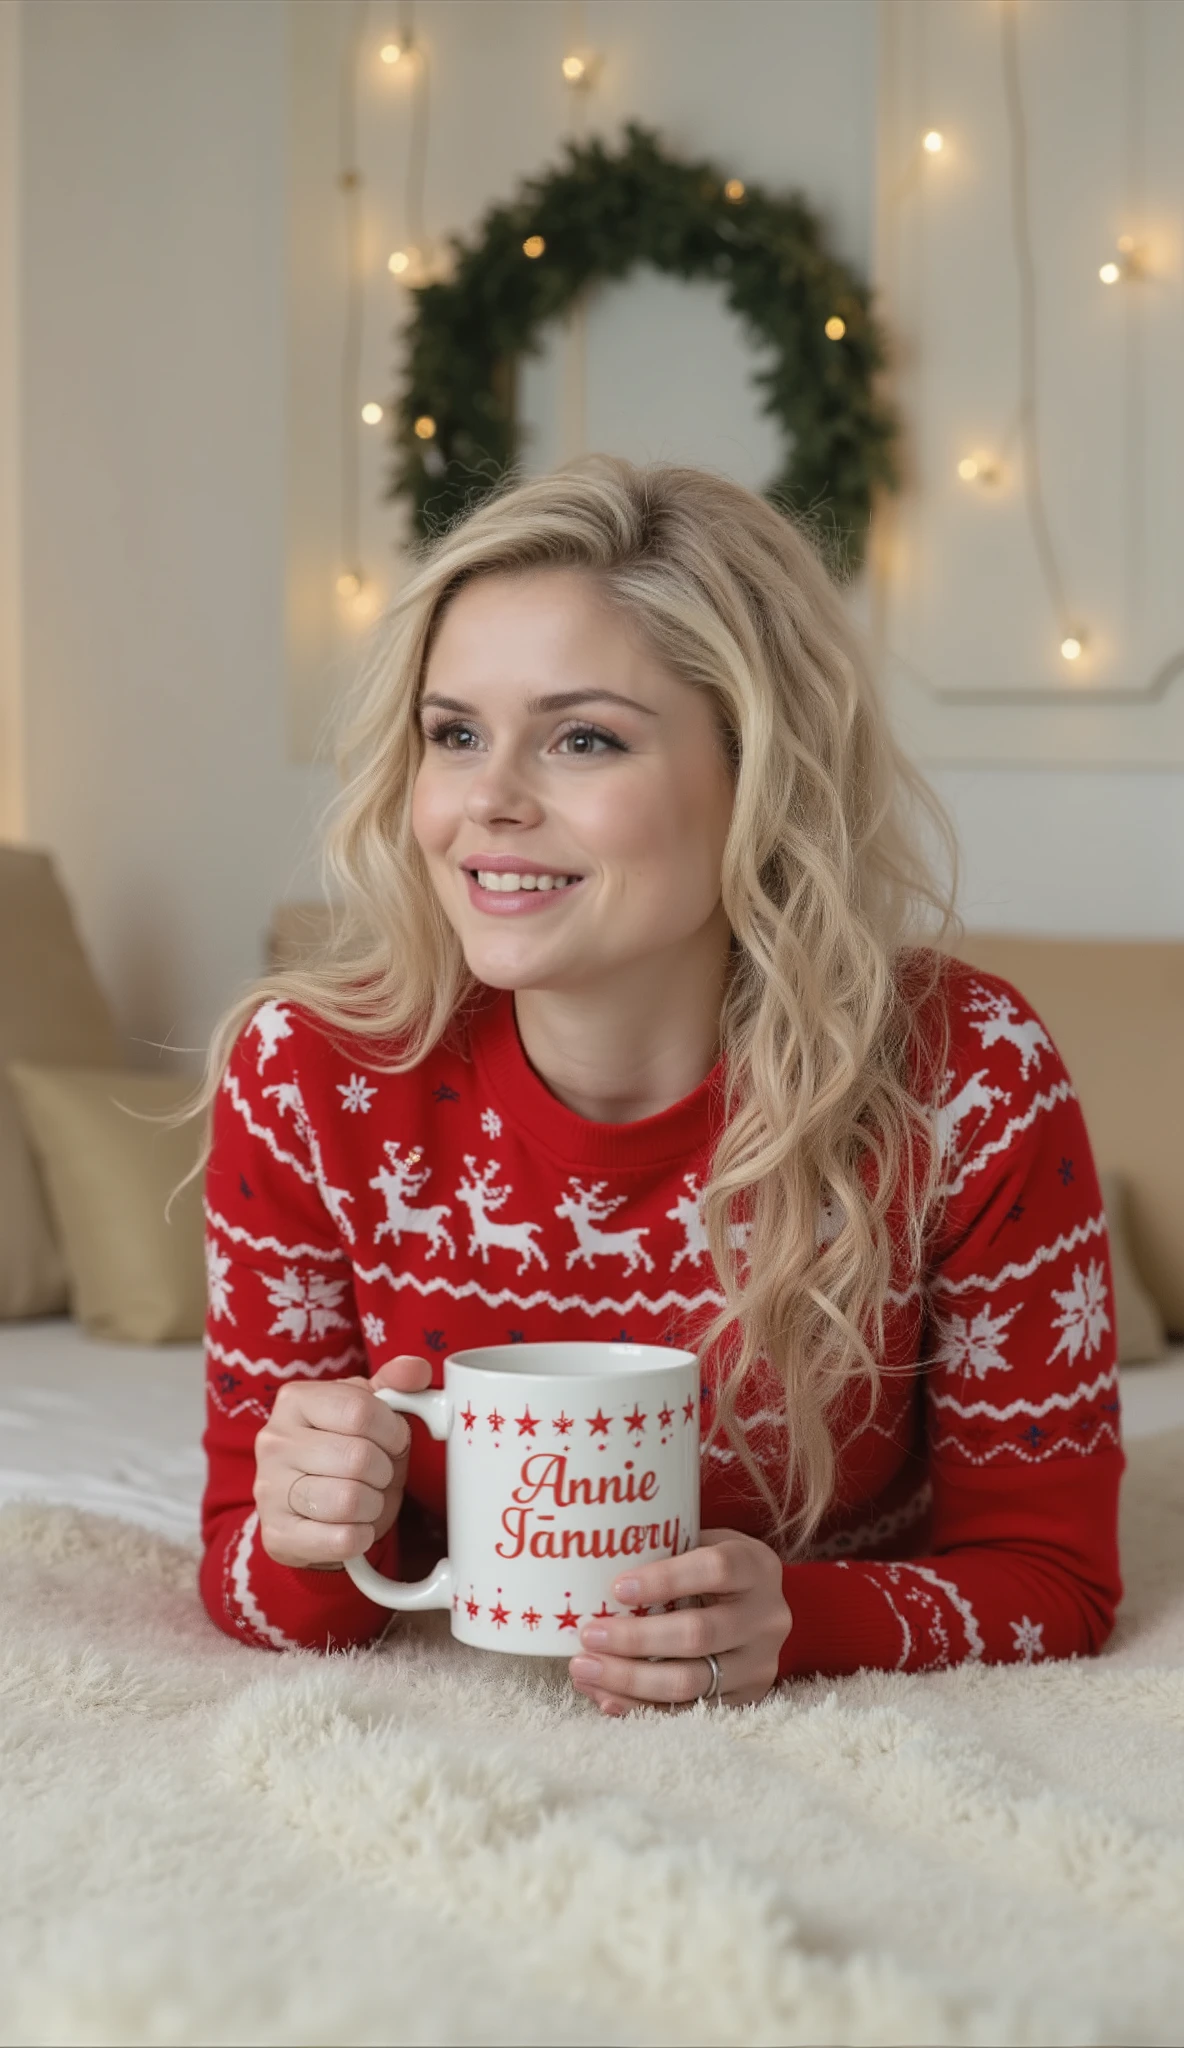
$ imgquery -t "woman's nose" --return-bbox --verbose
[463,751,543,823]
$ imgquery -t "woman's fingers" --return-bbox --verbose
[570,1645,735,1707]
[568,1528,793,1717]
[284,1467,390,1530]
[292,1426,398,1497]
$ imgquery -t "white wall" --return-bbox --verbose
[16,0,333,1068]
[930,766,1184,937]
[0,0,22,843]
[5,0,1182,1080]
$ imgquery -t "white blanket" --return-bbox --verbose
[0,1410,1181,2046]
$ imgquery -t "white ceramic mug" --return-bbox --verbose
[344,1341,701,1656]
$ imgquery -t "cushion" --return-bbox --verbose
[953,936,1184,1335]
[1098,1170,1166,1365]
[0,845,124,1319]
[6,1065,206,1343]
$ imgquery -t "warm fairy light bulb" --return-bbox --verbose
[958,454,1001,485]
[388,248,412,275]
[380,40,403,64]
[361,402,384,425]
[923,130,944,153]
[1060,631,1086,662]
[523,234,546,259]
[724,179,746,203]
[561,46,599,86]
[825,316,846,340]
[336,570,362,598]
[1101,236,1147,285]
[413,415,437,440]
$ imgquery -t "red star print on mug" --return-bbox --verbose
[555,1593,581,1631]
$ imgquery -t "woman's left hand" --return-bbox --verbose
[568,1527,793,1715]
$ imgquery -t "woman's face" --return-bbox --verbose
[411,566,735,994]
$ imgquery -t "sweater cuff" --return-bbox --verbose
[205,1515,405,1654]
[777,1560,906,1681]
[280,1519,403,1650]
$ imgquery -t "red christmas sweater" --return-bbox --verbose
[198,953,1123,1676]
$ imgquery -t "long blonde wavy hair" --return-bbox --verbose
[172,454,962,1554]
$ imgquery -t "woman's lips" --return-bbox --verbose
[462,871,586,916]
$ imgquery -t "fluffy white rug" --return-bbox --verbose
[1,1431,1182,2048]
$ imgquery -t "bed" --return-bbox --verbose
[3,1316,1184,2043]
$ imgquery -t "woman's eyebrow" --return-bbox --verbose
[418,689,658,717]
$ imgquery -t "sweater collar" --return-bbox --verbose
[471,986,727,1172]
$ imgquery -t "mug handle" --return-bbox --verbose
[342,1386,454,1611]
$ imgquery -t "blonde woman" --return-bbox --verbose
[191,457,1121,1712]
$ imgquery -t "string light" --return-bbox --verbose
[560,0,593,462]
[1099,234,1147,285]
[999,1,1090,671]
[332,5,438,610]
[561,48,599,86]
[957,454,1002,485]
[724,178,746,203]
[825,316,846,340]
[523,234,546,259]
[873,0,1182,703]
[385,12,434,292]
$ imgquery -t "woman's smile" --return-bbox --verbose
[462,868,588,915]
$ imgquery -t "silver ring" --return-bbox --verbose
[701,1652,722,1701]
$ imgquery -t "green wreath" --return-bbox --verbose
[388,122,899,574]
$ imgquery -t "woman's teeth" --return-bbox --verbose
[474,871,579,892]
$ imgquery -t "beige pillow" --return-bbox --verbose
[6,1064,206,1343]
[0,845,124,1318]
[1099,1169,1167,1366]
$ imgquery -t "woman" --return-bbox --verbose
[190,456,1122,1714]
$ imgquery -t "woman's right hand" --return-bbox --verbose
[254,1353,434,1570]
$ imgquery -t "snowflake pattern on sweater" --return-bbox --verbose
[198,955,1123,1672]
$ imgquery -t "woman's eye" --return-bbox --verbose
[423,720,623,755]
[557,725,621,755]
